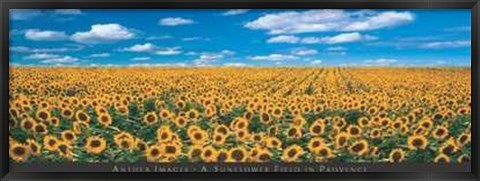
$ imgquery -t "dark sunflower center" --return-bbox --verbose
[58,145,68,154]
[259,153,270,161]
[392,152,402,162]
[79,113,87,121]
[287,149,297,158]
[232,150,244,161]
[166,146,176,154]
[35,125,45,133]
[48,139,56,146]
[217,153,227,162]
[146,115,155,122]
[352,143,364,152]
[151,149,160,157]
[312,125,321,133]
[13,147,26,156]
[412,139,424,147]
[261,114,270,122]
[39,112,48,120]
[90,140,101,148]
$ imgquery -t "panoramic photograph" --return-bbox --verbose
[8,9,471,166]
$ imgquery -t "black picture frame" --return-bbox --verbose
[1,0,479,180]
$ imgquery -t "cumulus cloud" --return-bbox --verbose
[223,62,248,67]
[128,63,187,67]
[363,58,398,66]
[222,9,249,16]
[249,54,299,61]
[54,9,82,15]
[24,53,81,64]
[267,35,300,44]
[325,46,347,55]
[311,60,323,64]
[11,10,42,20]
[71,23,135,44]
[244,10,414,34]
[122,43,158,52]
[24,29,68,41]
[301,32,377,44]
[159,17,194,26]
[193,50,236,66]
[90,53,110,58]
[419,40,471,49]
[10,45,84,53]
[156,47,183,55]
[291,48,318,56]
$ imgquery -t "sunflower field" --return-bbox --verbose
[8,67,471,164]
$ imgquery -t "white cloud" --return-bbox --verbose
[267,35,300,44]
[54,9,82,15]
[11,10,42,20]
[131,57,151,61]
[291,48,318,56]
[71,23,135,44]
[24,29,68,41]
[193,50,235,66]
[419,40,471,49]
[10,45,83,53]
[250,54,299,61]
[363,58,398,66]
[224,62,248,67]
[244,10,413,34]
[128,63,187,67]
[122,43,158,52]
[156,47,183,55]
[444,26,470,32]
[159,17,194,26]
[222,9,249,16]
[41,56,79,64]
[311,60,323,64]
[326,46,347,51]
[23,53,80,64]
[301,32,377,44]
[90,53,110,58]
[25,53,60,60]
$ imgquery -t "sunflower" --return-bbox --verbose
[20,118,36,131]
[85,136,107,154]
[316,146,334,161]
[434,154,450,163]
[259,112,273,125]
[308,137,326,154]
[161,143,181,159]
[188,145,203,162]
[457,132,471,147]
[26,139,41,156]
[271,107,283,118]
[264,136,282,149]
[216,149,229,163]
[227,147,248,163]
[176,100,186,109]
[256,149,273,162]
[418,119,433,130]
[281,144,303,162]
[73,121,90,135]
[186,109,200,121]
[56,141,73,159]
[348,139,369,156]
[48,117,61,127]
[440,139,458,156]
[369,128,382,139]
[201,146,218,163]
[75,110,91,122]
[189,130,208,145]
[235,129,251,142]
[35,109,51,122]
[61,108,74,119]
[143,112,158,125]
[174,116,188,127]
[33,122,48,134]
[157,109,170,120]
[214,125,230,136]
[334,132,350,148]
[43,135,59,151]
[309,120,325,136]
[97,113,113,127]
[292,116,306,127]
[212,133,227,146]
[358,117,370,128]
[9,142,30,162]
[347,125,362,138]
[61,130,77,144]
[388,149,406,163]
[145,145,162,162]
[407,135,428,150]
[286,126,302,139]
[157,126,174,143]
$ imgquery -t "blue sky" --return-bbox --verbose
[9,9,471,67]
